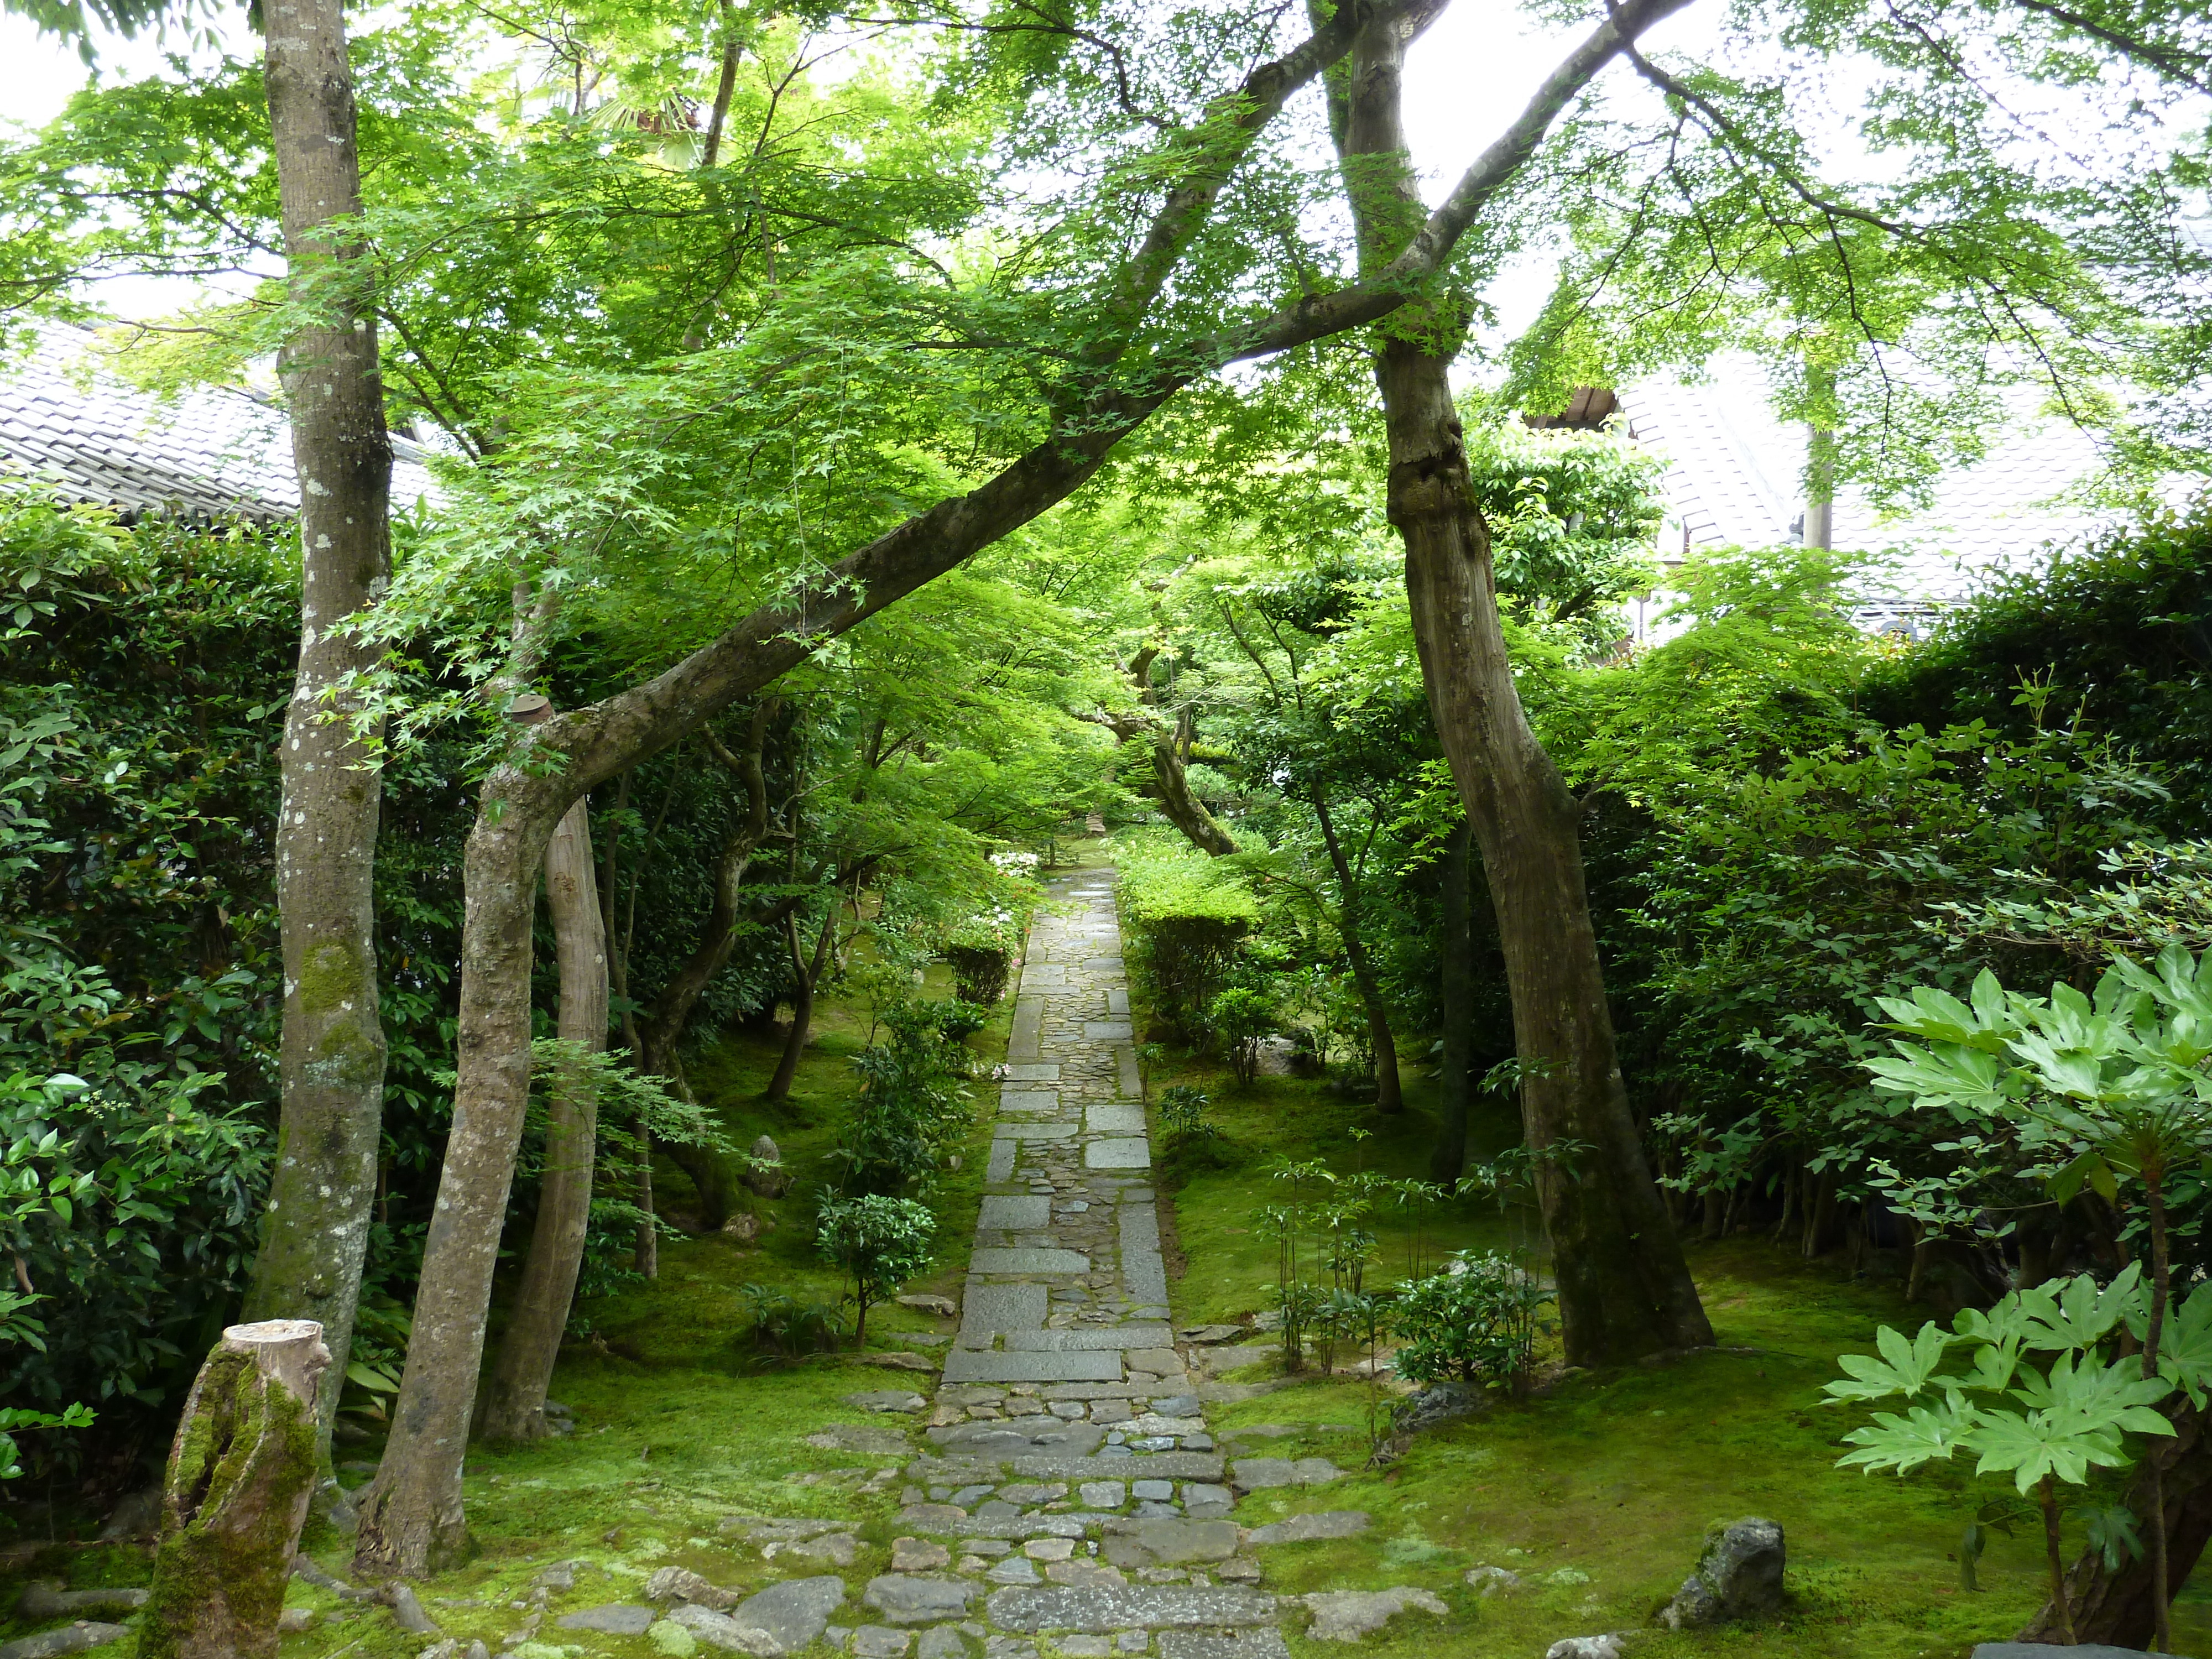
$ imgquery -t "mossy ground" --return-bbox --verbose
[10,860,2212,1657]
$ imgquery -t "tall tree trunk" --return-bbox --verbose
[143,1321,332,1659]
[1328,0,1711,1363]
[242,0,394,1483]
[1432,819,1475,1181]
[1310,786,1400,1112]
[476,796,607,1443]
[765,907,835,1104]
[349,0,1684,1576]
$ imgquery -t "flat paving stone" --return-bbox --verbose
[1082,1021,1134,1040]
[556,1605,656,1634]
[861,1575,978,1625]
[1004,1326,1172,1352]
[1117,1047,1142,1097]
[994,1123,1079,1142]
[983,1585,1276,1634]
[978,1196,1054,1231]
[1005,1452,1225,1482]
[1084,1104,1146,1134]
[986,1141,1017,1182]
[941,1349,1123,1384]
[999,1090,1060,1112]
[1244,1511,1369,1545]
[1084,1138,1151,1170]
[969,1248,1091,1275]
[960,1282,1050,1345]
[1156,1634,1292,1659]
[1001,1065,1061,1082]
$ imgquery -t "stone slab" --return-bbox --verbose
[984,1585,1276,1634]
[1082,957,1125,971]
[985,1139,1017,1183]
[1009,997,1046,1061]
[1085,1138,1151,1170]
[1005,1452,1226,1482]
[969,1248,1091,1275]
[861,1575,978,1625]
[1119,1209,1169,1309]
[557,1605,657,1635]
[1082,1021,1134,1040]
[1244,1511,1369,1545]
[994,1123,1079,1142]
[1003,1325,1173,1351]
[999,1089,1060,1112]
[1001,1065,1061,1082]
[960,1281,1048,1342]
[941,1348,1123,1384]
[1117,1046,1142,1097]
[978,1196,1054,1232]
[1107,988,1129,1015]
[1084,1104,1146,1135]
[1157,1634,1292,1659]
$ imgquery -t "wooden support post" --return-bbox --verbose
[142,1320,331,1659]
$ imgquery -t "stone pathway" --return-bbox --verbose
[500,867,1446,1659]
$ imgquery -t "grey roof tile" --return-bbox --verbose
[0,321,437,525]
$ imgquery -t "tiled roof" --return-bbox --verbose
[1617,355,2118,604]
[0,321,437,525]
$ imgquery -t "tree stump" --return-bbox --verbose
[141,1319,332,1659]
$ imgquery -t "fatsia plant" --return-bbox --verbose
[1863,944,2212,1647]
[1825,1266,2193,1642]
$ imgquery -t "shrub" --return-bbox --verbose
[1207,985,1277,1086]
[1393,1251,1552,1393]
[737,1282,847,1358]
[815,1194,936,1346]
[945,943,1013,1005]
[1156,1084,1217,1142]
[832,996,977,1196]
[1117,839,1259,1037]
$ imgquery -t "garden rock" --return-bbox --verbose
[667,1577,848,1655]
[746,1135,789,1196]
[1545,1637,1626,1659]
[1659,1518,1785,1629]
[854,1628,914,1658]
[899,1295,959,1317]
[1243,1511,1368,1546]
[1463,1564,1521,1596]
[847,1390,930,1414]
[646,1567,742,1610]
[557,1605,658,1635]
[863,1353,940,1373]
[1298,1587,1448,1642]
[1393,1382,1480,1433]
[15,1585,149,1619]
[0,1624,132,1659]
[863,1575,979,1624]
[891,1538,951,1572]
[1102,1519,1240,1568]
[766,1532,859,1567]
[917,1629,973,1659]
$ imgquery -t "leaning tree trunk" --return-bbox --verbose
[1331,0,1711,1363]
[242,0,394,1479]
[1310,787,1402,1113]
[143,1322,332,1659]
[1432,818,1475,1181]
[477,795,607,1442]
[1151,709,1238,857]
[766,907,836,1104]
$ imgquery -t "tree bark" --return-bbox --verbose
[143,1321,332,1659]
[1432,819,1475,1181]
[1124,648,1238,857]
[766,906,836,1104]
[477,795,607,1443]
[1328,0,1712,1363]
[243,0,394,1486]
[353,0,1689,1575]
[1310,786,1401,1112]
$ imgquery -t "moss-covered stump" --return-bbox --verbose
[140,1319,331,1659]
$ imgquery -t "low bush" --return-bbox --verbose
[815,1194,936,1346]
[1392,1251,1553,1393]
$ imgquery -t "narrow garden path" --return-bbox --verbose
[535,865,1443,1659]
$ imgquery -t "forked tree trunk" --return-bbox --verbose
[478,795,607,1442]
[1310,787,1401,1112]
[243,0,394,1480]
[143,1321,332,1659]
[1331,0,1711,1364]
[1152,708,1239,856]
[1432,820,1475,1180]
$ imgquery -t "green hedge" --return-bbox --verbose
[1115,839,1259,1036]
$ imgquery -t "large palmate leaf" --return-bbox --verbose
[1825,1319,1954,1403]
[1839,1397,1980,1476]
[2016,1266,2145,1353]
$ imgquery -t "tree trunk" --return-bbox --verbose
[1432,820,1475,1181]
[1310,786,1401,1112]
[765,907,834,1104]
[2021,1396,2211,1648]
[477,795,607,1443]
[1331,0,1712,1364]
[143,1321,332,1659]
[349,0,1686,1575]
[1151,708,1239,856]
[242,0,394,1480]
